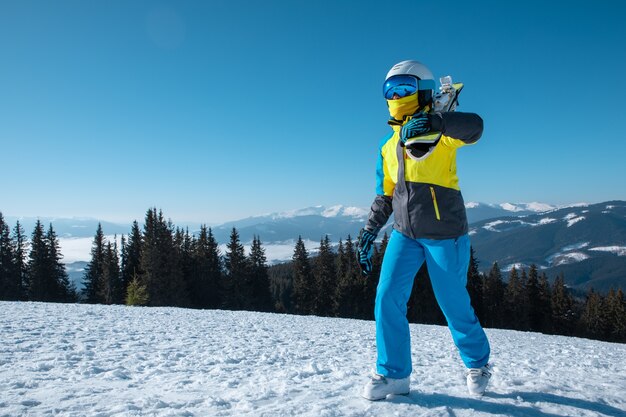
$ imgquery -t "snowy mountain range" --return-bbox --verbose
[2,202,557,241]
[469,201,626,292]
[2,301,625,416]
[209,202,562,244]
[6,201,625,292]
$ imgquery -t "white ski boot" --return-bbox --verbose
[466,364,492,396]
[361,373,410,401]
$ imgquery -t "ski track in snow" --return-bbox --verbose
[1,302,625,417]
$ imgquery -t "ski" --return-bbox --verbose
[404,76,464,150]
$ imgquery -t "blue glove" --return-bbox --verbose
[357,228,377,276]
[400,112,431,144]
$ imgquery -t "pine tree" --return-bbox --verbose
[120,234,127,296]
[121,221,142,297]
[26,221,52,301]
[537,272,553,333]
[482,262,505,328]
[0,213,18,300]
[551,273,576,335]
[83,224,106,303]
[466,247,484,322]
[140,208,187,307]
[313,235,337,317]
[223,227,249,310]
[525,265,542,332]
[140,209,158,304]
[335,239,351,317]
[291,236,314,314]
[248,235,273,312]
[346,235,367,318]
[45,224,75,302]
[164,218,188,306]
[268,262,294,313]
[176,227,195,305]
[604,288,626,342]
[102,240,122,304]
[335,239,348,314]
[189,225,222,309]
[518,268,530,329]
[125,273,149,306]
[579,288,608,339]
[13,221,28,300]
[504,267,527,330]
[336,235,365,319]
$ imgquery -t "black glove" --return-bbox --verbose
[356,228,377,276]
[400,112,431,144]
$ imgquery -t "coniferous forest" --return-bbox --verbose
[1,209,625,344]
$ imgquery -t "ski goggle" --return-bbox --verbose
[383,75,436,99]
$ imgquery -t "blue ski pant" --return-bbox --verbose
[375,230,490,378]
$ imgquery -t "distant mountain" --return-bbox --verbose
[210,202,564,244]
[210,205,371,244]
[210,201,626,292]
[3,216,129,238]
[468,201,626,292]
[1,202,562,243]
[464,201,559,223]
[8,201,624,292]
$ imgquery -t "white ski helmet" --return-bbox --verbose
[384,60,435,105]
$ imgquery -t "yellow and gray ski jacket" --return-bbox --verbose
[365,111,483,240]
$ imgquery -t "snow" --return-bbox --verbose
[2,302,626,417]
[482,217,561,233]
[562,242,590,251]
[322,205,368,218]
[551,252,590,266]
[262,205,368,220]
[589,246,626,256]
[523,202,558,212]
[465,202,480,209]
[546,243,592,266]
[502,262,527,272]
[499,202,556,213]
[566,217,585,227]
[483,220,509,232]
[563,213,585,227]
[536,217,557,225]
[500,203,523,212]
[274,206,328,218]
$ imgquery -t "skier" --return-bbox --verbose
[357,60,492,400]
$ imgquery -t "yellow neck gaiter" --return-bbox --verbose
[386,94,419,121]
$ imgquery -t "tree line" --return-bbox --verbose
[1,209,624,343]
[468,259,625,343]
[81,208,273,312]
[0,213,77,302]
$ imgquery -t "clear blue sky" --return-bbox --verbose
[1,0,625,224]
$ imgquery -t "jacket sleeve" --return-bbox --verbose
[429,111,483,144]
[365,195,392,234]
[365,133,395,234]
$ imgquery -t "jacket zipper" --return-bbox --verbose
[430,186,441,221]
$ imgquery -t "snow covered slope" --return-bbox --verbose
[1,302,625,417]
[469,201,626,291]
